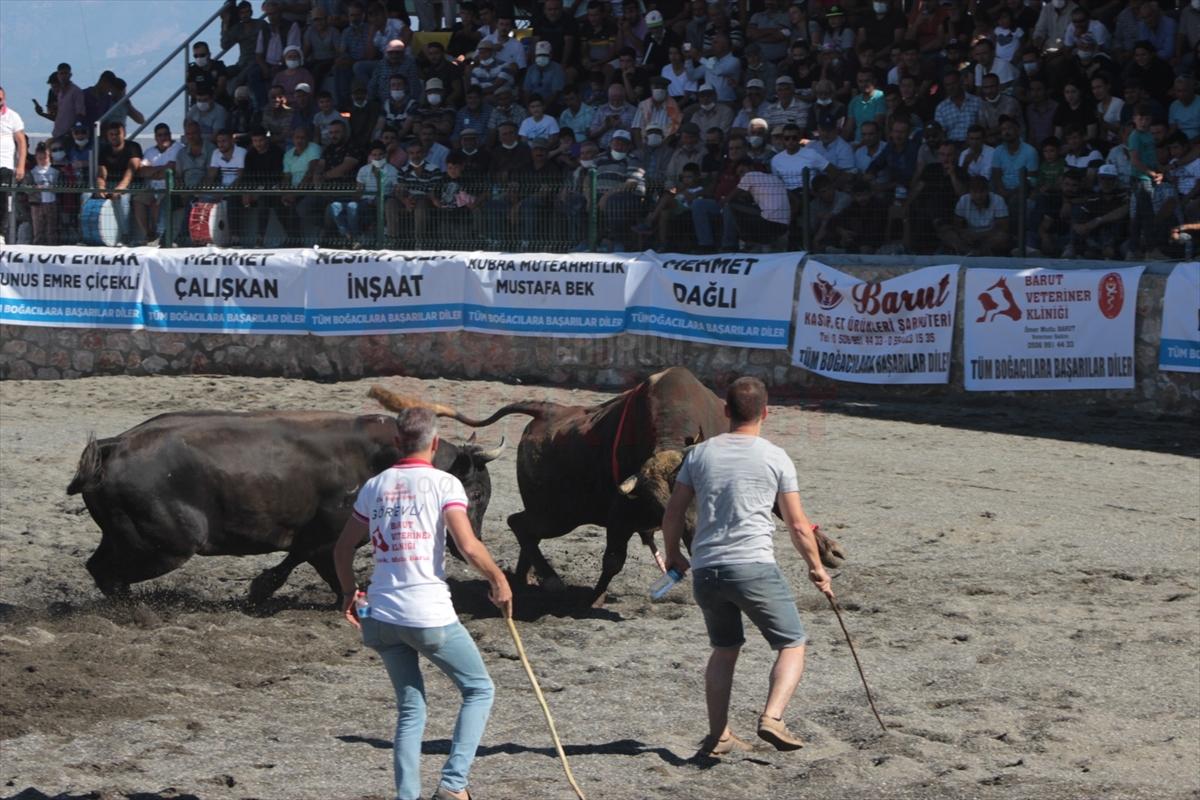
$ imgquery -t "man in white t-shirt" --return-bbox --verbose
[662,377,833,759]
[770,123,833,191]
[206,129,247,187]
[730,161,791,246]
[942,175,1010,255]
[334,407,511,800]
[0,86,28,242]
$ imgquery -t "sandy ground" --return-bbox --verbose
[0,374,1197,800]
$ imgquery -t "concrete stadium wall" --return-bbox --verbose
[1,265,1197,418]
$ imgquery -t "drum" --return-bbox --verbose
[188,201,231,246]
[80,198,119,246]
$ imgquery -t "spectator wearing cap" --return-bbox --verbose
[633,77,681,144]
[821,6,855,54]
[746,0,790,63]
[637,122,673,186]
[934,70,982,143]
[685,83,734,138]
[700,33,740,103]
[641,10,677,71]
[485,86,528,147]
[469,39,512,99]
[334,2,371,109]
[275,46,315,105]
[187,86,230,140]
[532,0,579,75]
[741,45,778,102]
[370,39,423,110]
[413,79,455,138]
[421,40,464,109]
[187,42,230,105]
[557,86,594,141]
[220,0,266,91]
[593,129,646,250]
[452,86,493,147]
[589,84,637,150]
[252,1,302,106]
[289,83,317,140]
[732,79,771,135]
[456,127,488,176]
[484,14,528,70]
[518,95,561,143]
[239,125,285,247]
[764,76,809,132]
[665,120,706,181]
[349,81,381,152]
[524,41,567,108]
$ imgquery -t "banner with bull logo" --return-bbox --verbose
[462,252,628,337]
[1158,262,1200,373]
[141,249,309,334]
[791,262,959,384]
[964,266,1144,391]
[304,250,465,336]
[0,245,145,329]
[623,252,799,349]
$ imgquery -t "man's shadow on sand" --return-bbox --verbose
[2,792,203,800]
[337,734,715,768]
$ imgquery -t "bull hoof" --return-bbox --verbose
[589,591,608,609]
[247,571,284,605]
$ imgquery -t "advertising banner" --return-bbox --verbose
[304,250,465,335]
[963,266,1144,391]
[141,248,309,333]
[791,262,958,383]
[1158,262,1200,373]
[462,252,628,337]
[624,252,799,348]
[0,246,145,329]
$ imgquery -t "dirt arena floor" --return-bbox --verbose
[0,374,1197,800]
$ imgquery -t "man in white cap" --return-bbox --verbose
[765,77,809,131]
[414,78,455,136]
[641,9,678,70]
[685,83,734,136]
[732,79,771,133]
[592,129,646,251]
[370,39,423,109]
[469,39,511,99]
[524,40,566,108]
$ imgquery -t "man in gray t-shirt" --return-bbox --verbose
[663,377,833,759]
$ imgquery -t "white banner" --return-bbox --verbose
[791,262,958,384]
[964,266,1144,391]
[304,250,465,336]
[0,246,145,329]
[624,252,799,349]
[141,249,309,334]
[1158,262,1200,373]
[462,252,628,337]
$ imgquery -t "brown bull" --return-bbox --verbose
[370,367,845,606]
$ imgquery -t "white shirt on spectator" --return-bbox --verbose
[1065,148,1103,171]
[484,33,528,69]
[210,145,247,186]
[0,105,25,169]
[736,170,790,225]
[808,136,856,172]
[955,192,1009,229]
[959,145,995,178]
[372,18,410,54]
[973,57,1017,88]
[771,147,829,190]
[142,141,183,190]
[1170,157,1200,196]
[518,115,561,140]
[703,53,741,102]
[1063,20,1111,48]
[853,143,885,175]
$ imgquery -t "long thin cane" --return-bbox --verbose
[505,616,588,800]
[826,595,888,734]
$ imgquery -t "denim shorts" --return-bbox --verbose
[692,562,806,650]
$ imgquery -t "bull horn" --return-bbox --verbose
[467,431,478,444]
[618,475,638,496]
[369,385,458,417]
[475,436,506,463]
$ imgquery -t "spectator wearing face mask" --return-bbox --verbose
[229,86,261,141]
[593,129,646,251]
[732,80,772,136]
[632,77,681,145]
[276,46,315,104]
[524,42,567,109]
[745,119,774,166]
[370,39,424,109]
[637,123,673,186]
[420,41,464,109]
[684,84,733,139]
[412,79,455,140]
[187,42,229,105]
[589,83,637,150]
[376,75,418,139]
[186,87,230,140]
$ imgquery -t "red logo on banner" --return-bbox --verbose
[811,274,844,310]
[975,277,1022,323]
[1098,272,1124,319]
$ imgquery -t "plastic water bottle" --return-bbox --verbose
[354,590,371,620]
[649,568,684,600]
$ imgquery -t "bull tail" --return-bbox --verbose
[67,433,106,495]
[368,385,559,427]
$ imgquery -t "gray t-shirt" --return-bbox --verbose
[676,433,799,569]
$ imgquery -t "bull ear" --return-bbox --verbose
[618,475,638,497]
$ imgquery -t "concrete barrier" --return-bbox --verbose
[2,264,1197,417]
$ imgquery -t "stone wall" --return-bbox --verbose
[2,268,1197,417]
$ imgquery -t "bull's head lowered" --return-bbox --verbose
[617,448,847,570]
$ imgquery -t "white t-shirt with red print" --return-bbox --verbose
[352,457,469,628]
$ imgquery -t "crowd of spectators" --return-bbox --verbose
[5,0,1200,257]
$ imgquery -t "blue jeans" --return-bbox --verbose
[361,618,495,800]
[690,197,737,248]
[330,200,368,236]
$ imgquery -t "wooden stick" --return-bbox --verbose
[826,595,888,734]
[505,616,588,800]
